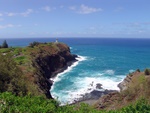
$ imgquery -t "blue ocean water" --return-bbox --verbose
[1,38,150,104]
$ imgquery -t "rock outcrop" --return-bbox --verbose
[117,75,132,91]
[31,43,77,98]
[118,70,141,91]
[94,70,146,110]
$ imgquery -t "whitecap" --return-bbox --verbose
[50,55,87,92]
[61,73,125,104]
[129,69,135,73]
[104,69,115,75]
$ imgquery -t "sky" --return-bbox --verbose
[0,0,150,38]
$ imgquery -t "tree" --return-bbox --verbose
[145,69,150,75]
[2,40,8,48]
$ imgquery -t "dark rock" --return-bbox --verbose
[96,83,103,89]
[76,89,117,102]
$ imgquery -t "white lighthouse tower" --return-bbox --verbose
[55,38,58,43]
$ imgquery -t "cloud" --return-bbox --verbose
[0,13,3,16]
[3,9,33,17]
[0,24,14,29]
[6,12,17,16]
[42,6,51,12]
[114,7,124,12]
[69,6,76,10]
[60,5,64,8]
[17,24,22,27]
[21,9,33,17]
[70,4,102,14]
[0,24,22,29]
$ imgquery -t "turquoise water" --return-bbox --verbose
[1,38,150,104]
[50,38,150,104]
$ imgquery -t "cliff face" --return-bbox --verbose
[31,43,77,98]
[94,70,150,110]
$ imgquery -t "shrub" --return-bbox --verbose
[2,40,8,48]
[136,69,140,72]
[0,53,27,95]
[144,69,150,75]
[29,41,40,48]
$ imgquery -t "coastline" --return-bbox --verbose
[50,56,79,89]
[50,55,121,105]
[70,88,118,106]
[50,55,88,103]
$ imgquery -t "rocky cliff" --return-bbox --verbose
[0,42,77,99]
[94,70,150,110]
[30,42,77,98]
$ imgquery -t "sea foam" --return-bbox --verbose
[50,55,87,92]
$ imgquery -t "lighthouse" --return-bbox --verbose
[55,38,58,43]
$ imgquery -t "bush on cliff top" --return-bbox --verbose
[144,68,150,75]
[0,53,27,96]
[0,92,150,113]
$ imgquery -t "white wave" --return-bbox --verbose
[59,73,125,105]
[50,58,126,105]
[50,55,87,90]
[129,69,135,73]
[104,69,115,75]
[76,55,87,61]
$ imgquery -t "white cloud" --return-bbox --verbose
[69,6,76,10]
[78,4,102,14]
[4,9,33,17]
[0,13,3,16]
[21,9,33,17]
[114,7,124,12]
[138,30,145,33]
[42,6,51,12]
[34,23,38,26]
[7,12,17,16]
[17,24,22,27]
[0,24,14,29]
[0,24,22,29]
[60,5,64,8]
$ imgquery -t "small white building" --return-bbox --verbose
[55,38,58,43]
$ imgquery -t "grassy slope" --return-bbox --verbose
[0,92,150,113]
[0,42,69,97]
[94,70,150,111]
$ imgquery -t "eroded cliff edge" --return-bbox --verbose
[94,69,150,110]
[30,42,77,98]
[0,42,77,99]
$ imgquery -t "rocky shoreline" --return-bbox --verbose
[72,71,142,106]
[71,84,118,105]
[31,43,78,99]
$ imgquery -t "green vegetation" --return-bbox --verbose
[0,42,70,98]
[1,42,150,112]
[119,71,150,109]
[136,69,140,72]
[0,92,150,113]
[120,98,150,113]
[2,40,8,48]
[0,53,27,96]
[0,40,8,48]
[144,68,150,75]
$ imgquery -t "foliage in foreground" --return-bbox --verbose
[0,53,27,96]
[0,92,150,113]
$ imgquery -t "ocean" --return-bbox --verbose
[1,38,150,104]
